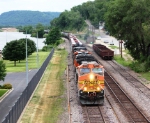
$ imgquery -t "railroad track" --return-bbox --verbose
[85,45,150,122]
[81,70,149,123]
[105,71,149,122]
[82,105,106,123]
[107,60,150,98]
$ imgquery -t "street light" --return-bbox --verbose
[36,31,39,68]
[6,29,7,44]
[26,31,28,85]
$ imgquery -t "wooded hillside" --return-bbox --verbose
[0,10,61,26]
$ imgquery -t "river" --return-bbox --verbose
[0,32,45,50]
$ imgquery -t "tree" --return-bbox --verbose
[3,40,23,66]
[2,39,36,66]
[50,10,86,31]
[19,38,36,56]
[104,0,150,61]
[0,60,6,81]
[45,27,61,45]
[23,25,33,34]
[35,23,45,38]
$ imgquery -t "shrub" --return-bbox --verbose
[42,46,47,51]
[2,83,12,89]
[42,45,53,51]
[129,61,147,73]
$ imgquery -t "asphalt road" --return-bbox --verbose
[0,69,38,122]
[95,28,125,49]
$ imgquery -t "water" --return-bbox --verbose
[0,32,46,50]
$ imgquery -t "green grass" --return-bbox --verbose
[140,72,150,81]
[114,54,150,82]
[114,55,132,66]
[0,89,8,97]
[3,51,50,72]
[45,49,68,123]
[20,49,68,123]
[109,45,118,49]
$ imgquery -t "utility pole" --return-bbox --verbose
[120,40,123,58]
[6,29,7,44]
[119,34,123,58]
[26,31,28,86]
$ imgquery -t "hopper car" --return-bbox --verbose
[93,44,114,60]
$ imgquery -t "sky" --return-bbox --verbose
[0,0,94,15]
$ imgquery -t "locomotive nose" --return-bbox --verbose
[89,73,94,81]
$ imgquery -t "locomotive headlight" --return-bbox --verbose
[89,74,94,81]
[97,87,100,91]
[83,87,87,91]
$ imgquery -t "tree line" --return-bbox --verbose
[51,0,150,72]
[0,10,60,26]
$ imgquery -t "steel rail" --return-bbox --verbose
[105,71,149,122]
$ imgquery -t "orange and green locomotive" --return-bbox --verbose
[75,61,104,105]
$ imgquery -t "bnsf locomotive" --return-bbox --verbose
[65,33,105,105]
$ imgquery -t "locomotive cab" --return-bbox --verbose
[75,61,104,105]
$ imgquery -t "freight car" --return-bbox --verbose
[93,44,114,60]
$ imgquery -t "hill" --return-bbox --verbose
[0,10,61,26]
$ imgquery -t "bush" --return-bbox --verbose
[129,61,147,73]
[2,83,12,89]
[42,46,47,51]
[42,45,53,51]
[55,40,60,46]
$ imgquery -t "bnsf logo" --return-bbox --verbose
[84,80,98,84]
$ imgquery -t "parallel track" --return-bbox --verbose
[85,45,150,122]
[105,71,149,122]
[107,60,150,98]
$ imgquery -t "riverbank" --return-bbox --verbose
[1,28,18,32]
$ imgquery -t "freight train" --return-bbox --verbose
[63,32,105,105]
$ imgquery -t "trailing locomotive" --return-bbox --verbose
[64,32,105,105]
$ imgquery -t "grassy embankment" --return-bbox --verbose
[114,51,150,83]
[109,45,150,82]
[20,49,68,123]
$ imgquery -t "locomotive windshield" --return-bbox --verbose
[80,68,90,75]
[92,68,103,75]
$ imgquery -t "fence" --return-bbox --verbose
[2,48,55,123]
